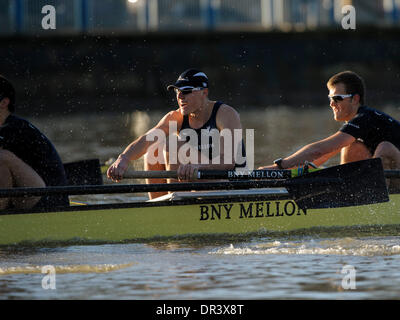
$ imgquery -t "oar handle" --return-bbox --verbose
[124,170,180,180]
[123,169,293,180]
[123,168,400,180]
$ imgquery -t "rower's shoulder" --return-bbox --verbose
[355,106,392,121]
[216,103,240,118]
[2,115,34,131]
[215,103,241,129]
[157,109,183,126]
[357,105,383,116]
[166,109,183,120]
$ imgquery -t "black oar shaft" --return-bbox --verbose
[123,169,293,180]
[120,167,400,180]
[385,170,400,178]
[0,178,340,198]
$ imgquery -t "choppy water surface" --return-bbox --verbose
[2,236,400,300]
[2,106,400,300]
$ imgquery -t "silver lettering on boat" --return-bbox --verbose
[227,170,285,179]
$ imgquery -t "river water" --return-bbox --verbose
[1,105,400,301]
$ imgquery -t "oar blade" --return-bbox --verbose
[64,159,103,186]
[287,158,389,209]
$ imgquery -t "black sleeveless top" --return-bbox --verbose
[181,101,222,133]
[179,101,246,167]
[0,114,69,209]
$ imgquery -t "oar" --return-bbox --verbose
[0,159,388,210]
[122,168,293,180]
[120,167,400,180]
[286,158,389,209]
[0,178,339,198]
[63,159,103,185]
[119,159,388,209]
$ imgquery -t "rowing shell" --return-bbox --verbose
[1,188,399,246]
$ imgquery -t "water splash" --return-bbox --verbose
[211,238,400,257]
[0,263,134,275]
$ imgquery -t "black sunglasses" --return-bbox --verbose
[328,94,354,103]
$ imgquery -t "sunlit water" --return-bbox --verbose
[2,105,400,300]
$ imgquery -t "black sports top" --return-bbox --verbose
[0,114,69,208]
[340,106,400,153]
[179,101,246,166]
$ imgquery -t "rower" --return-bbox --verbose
[259,71,400,189]
[107,68,246,199]
[0,75,69,210]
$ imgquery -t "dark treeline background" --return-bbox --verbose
[1,28,400,116]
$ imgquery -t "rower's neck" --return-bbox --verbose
[348,103,361,120]
[189,100,215,122]
[0,110,10,126]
